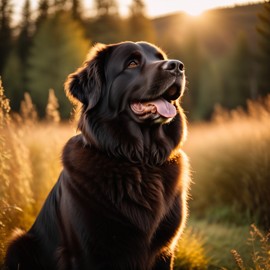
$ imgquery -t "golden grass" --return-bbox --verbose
[182,97,270,269]
[0,122,75,259]
[187,220,251,269]
[0,82,75,262]
[174,227,209,270]
[231,224,270,270]
[1,78,270,268]
[184,96,270,228]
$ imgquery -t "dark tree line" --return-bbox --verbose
[256,1,270,96]
[0,0,155,117]
[0,0,12,73]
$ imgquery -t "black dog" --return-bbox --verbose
[5,41,190,270]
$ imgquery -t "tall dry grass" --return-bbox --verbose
[231,224,270,270]
[174,227,209,270]
[185,96,270,228]
[0,82,74,262]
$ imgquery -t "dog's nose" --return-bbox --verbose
[162,60,184,75]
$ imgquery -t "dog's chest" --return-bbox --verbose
[63,138,181,234]
[96,162,180,234]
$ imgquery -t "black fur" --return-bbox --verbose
[4,41,190,270]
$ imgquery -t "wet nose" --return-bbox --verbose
[162,60,184,75]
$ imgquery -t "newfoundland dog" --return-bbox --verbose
[5,41,190,270]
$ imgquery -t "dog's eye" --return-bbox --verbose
[127,60,139,69]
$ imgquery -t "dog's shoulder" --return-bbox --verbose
[62,134,97,170]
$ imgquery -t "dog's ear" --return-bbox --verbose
[65,44,107,110]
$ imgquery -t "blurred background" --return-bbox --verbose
[1,0,270,269]
[1,0,269,120]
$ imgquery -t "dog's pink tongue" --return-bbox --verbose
[149,98,176,118]
[131,98,176,118]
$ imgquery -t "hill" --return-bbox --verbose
[152,3,263,57]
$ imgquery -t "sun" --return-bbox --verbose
[175,1,223,17]
[185,9,204,17]
[185,8,205,17]
[182,5,208,17]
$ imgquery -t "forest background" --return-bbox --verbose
[1,0,269,120]
[1,0,270,269]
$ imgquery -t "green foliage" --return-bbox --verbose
[181,28,253,120]
[18,0,32,66]
[1,2,266,120]
[153,4,263,120]
[180,28,205,120]
[187,220,253,269]
[195,60,224,119]
[2,49,26,111]
[2,0,32,112]
[94,0,118,16]
[26,11,89,118]
[222,33,253,109]
[185,96,270,228]
[256,1,270,96]
[71,0,83,21]
[87,0,125,43]
[36,0,50,27]
[186,32,254,120]
[126,0,156,43]
[175,220,270,270]
[88,14,125,44]
[0,0,13,73]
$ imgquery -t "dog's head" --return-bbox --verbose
[65,41,187,164]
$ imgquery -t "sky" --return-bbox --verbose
[14,0,263,21]
[85,0,263,17]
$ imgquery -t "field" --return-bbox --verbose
[181,98,270,269]
[1,81,270,269]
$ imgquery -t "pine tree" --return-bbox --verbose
[0,0,13,74]
[53,0,68,12]
[26,12,89,118]
[71,0,82,21]
[256,1,270,96]
[18,0,32,79]
[36,0,50,27]
[181,29,204,120]
[126,0,155,42]
[88,0,124,43]
[220,33,252,110]
[94,0,118,16]
[196,60,223,119]
[2,0,32,112]
[2,48,24,111]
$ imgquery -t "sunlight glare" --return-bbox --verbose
[179,1,218,17]
[184,6,206,17]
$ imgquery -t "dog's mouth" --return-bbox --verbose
[130,83,180,123]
